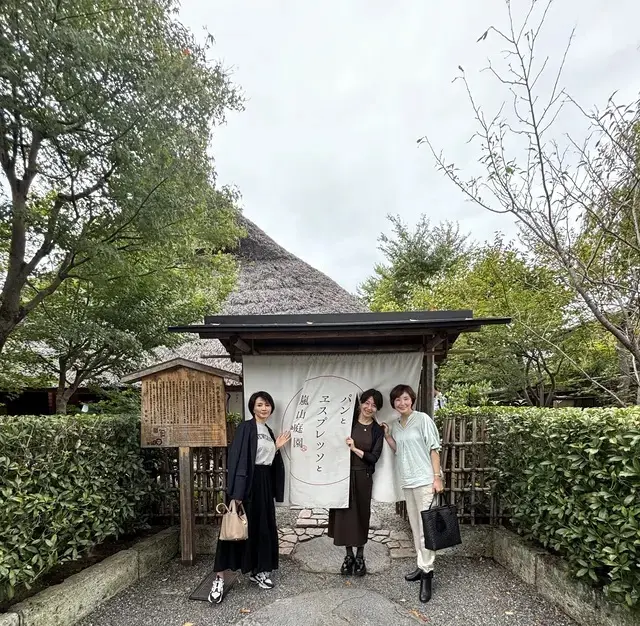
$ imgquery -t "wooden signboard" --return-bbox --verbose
[122,358,238,565]
[140,365,227,449]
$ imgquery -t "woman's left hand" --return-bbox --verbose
[276,431,291,449]
[433,476,444,494]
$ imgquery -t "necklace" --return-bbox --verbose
[359,418,373,431]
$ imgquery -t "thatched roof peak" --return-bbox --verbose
[150,215,368,375]
[221,215,367,315]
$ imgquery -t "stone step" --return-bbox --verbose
[295,508,329,528]
[278,524,414,559]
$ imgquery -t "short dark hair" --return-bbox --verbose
[389,384,417,407]
[353,388,383,422]
[248,391,275,417]
[360,388,383,410]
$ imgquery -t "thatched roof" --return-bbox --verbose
[223,216,367,315]
[151,215,368,377]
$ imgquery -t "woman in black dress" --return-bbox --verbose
[208,391,291,604]
[328,389,384,577]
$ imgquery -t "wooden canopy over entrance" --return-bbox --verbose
[170,309,510,416]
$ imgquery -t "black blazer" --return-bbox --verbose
[226,418,285,503]
[353,420,384,474]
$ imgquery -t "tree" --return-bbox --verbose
[0,0,242,352]
[5,193,239,413]
[362,214,621,405]
[415,240,594,406]
[359,214,472,310]
[422,0,640,403]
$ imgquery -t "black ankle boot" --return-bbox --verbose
[354,555,366,576]
[405,568,422,582]
[419,571,433,603]
[340,554,355,575]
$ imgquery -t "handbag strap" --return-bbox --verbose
[216,502,230,515]
[428,488,452,509]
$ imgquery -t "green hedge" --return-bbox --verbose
[444,406,640,610]
[0,414,152,602]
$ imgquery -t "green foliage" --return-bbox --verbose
[363,220,621,404]
[359,214,471,310]
[445,381,493,407]
[0,0,243,351]
[0,413,152,601]
[424,1,640,401]
[79,388,142,415]
[4,234,239,412]
[446,406,640,610]
[226,411,243,427]
[419,240,586,405]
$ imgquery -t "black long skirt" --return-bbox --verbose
[214,465,279,574]
[327,468,373,547]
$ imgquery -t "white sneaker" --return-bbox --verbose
[207,575,224,604]
[249,571,274,589]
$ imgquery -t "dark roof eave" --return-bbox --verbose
[169,316,511,338]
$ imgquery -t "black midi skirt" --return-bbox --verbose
[328,468,373,547]
[213,465,279,574]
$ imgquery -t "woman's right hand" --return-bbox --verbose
[381,422,389,435]
[276,430,291,449]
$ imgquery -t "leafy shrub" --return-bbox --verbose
[447,406,640,610]
[0,413,153,602]
[76,388,142,415]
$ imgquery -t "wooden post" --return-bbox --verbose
[425,351,435,417]
[179,446,196,565]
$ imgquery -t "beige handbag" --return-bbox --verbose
[216,500,248,541]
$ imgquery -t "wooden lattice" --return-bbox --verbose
[141,366,227,448]
[147,447,228,524]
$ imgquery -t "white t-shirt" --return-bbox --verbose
[256,422,276,466]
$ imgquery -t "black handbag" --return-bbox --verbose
[420,491,462,551]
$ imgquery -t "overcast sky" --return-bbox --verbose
[178,0,640,294]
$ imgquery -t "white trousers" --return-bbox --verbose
[403,484,436,573]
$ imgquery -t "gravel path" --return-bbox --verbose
[77,552,576,626]
[77,503,576,626]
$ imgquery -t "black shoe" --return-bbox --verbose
[405,568,422,582]
[354,556,366,577]
[340,555,355,575]
[419,571,433,603]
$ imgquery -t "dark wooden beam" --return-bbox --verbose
[230,335,252,353]
[425,351,435,417]
[252,344,429,355]
[194,326,484,342]
[178,447,196,565]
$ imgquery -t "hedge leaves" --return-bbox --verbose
[0,414,152,602]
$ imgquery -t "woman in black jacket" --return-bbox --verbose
[327,388,384,577]
[208,391,290,604]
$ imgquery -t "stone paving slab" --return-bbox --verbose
[291,536,391,574]
[234,588,423,625]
